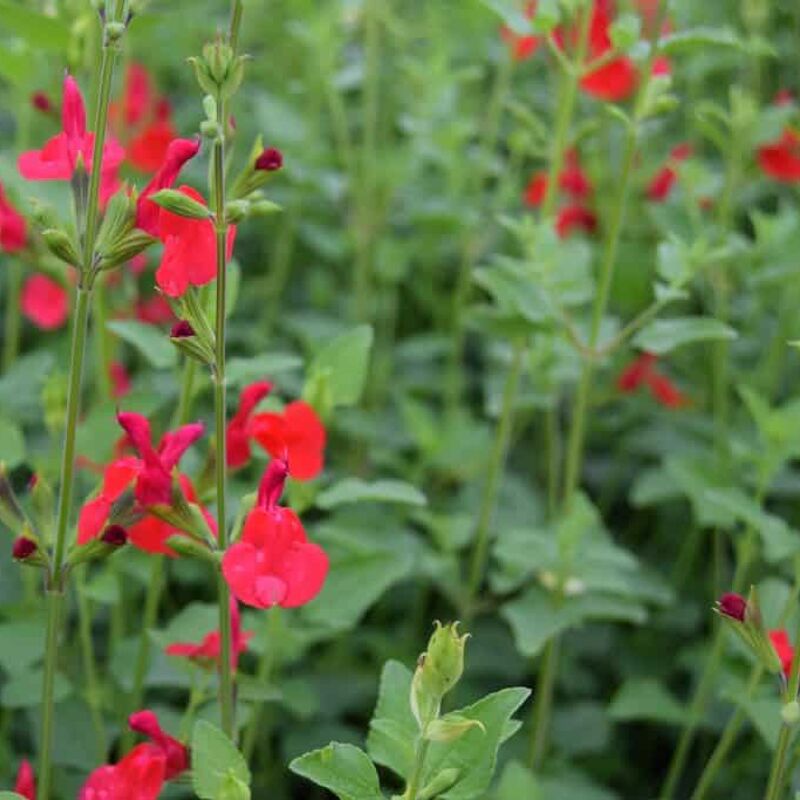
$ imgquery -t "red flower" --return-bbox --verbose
[222,459,329,609]
[524,173,549,207]
[556,204,597,238]
[0,183,26,252]
[21,274,69,330]
[227,380,274,468]
[252,400,326,480]
[13,760,35,800]
[500,1,540,61]
[110,361,132,398]
[135,138,201,237]
[117,411,204,507]
[154,185,237,297]
[128,710,189,780]
[136,294,175,325]
[18,74,124,185]
[255,147,284,171]
[770,629,794,677]
[31,91,52,113]
[617,352,688,408]
[758,129,800,183]
[166,596,253,671]
[580,4,638,101]
[617,352,657,392]
[647,372,688,408]
[647,143,692,202]
[78,743,166,800]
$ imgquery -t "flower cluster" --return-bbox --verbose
[617,352,688,408]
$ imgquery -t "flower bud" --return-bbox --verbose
[12,536,37,561]
[171,320,195,338]
[41,229,81,266]
[717,592,747,622]
[255,148,283,172]
[31,91,53,113]
[101,524,128,546]
[782,700,800,726]
[150,189,212,221]
[229,138,284,199]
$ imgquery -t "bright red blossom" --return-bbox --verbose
[222,459,329,609]
[758,129,800,183]
[227,380,274,468]
[500,1,540,61]
[110,360,132,398]
[0,183,27,252]
[128,710,189,780]
[556,205,598,238]
[252,400,326,480]
[79,743,165,800]
[21,274,69,330]
[647,144,693,202]
[770,629,794,677]
[154,185,237,297]
[13,760,35,800]
[166,597,252,671]
[617,352,688,408]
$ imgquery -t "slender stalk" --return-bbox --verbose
[229,0,244,52]
[37,591,64,800]
[93,277,114,399]
[528,635,560,768]
[465,340,525,605]
[173,359,199,428]
[3,261,22,372]
[544,405,559,519]
[242,607,280,760]
[404,738,431,800]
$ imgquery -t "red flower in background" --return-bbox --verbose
[79,743,166,800]
[227,380,274,468]
[111,63,178,173]
[13,760,35,800]
[21,274,69,330]
[500,1,540,61]
[758,129,800,183]
[252,400,326,480]
[166,597,252,670]
[770,629,793,677]
[0,183,27,252]
[128,710,189,780]
[110,361,132,398]
[647,143,693,202]
[136,294,175,325]
[617,352,688,408]
[556,204,598,237]
[222,459,329,609]
[18,74,124,201]
[154,185,237,297]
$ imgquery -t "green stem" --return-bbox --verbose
[3,260,22,372]
[37,590,63,800]
[93,276,114,400]
[544,405,559,519]
[465,340,525,605]
[173,359,199,428]
[404,738,431,800]
[528,635,560,768]
[229,0,243,50]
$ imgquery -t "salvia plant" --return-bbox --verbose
[2,0,800,798]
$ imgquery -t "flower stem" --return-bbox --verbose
[404,738,431,800]
[37,590,63,800]
[528,634,560,769]
[93,276,114,400]
[2,260,22,373]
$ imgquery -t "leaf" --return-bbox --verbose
[226,353,304,387]
[290,742,383,800]
[1,667,72,708]
[191,720,251,799]
[632,317,736,355]
[317,478,426,509]
[476,0,531,34]
[0,793,30,800]
[307,325,374,407]
[0,620,45,674]
[107,320,177,369]
[0,1,70,51]
[659,27,768,56]
[608,679,686,725]
[0,416,25,467]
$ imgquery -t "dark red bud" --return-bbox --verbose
[255,147,283,172]
[31,91,52,113]
[12,537,37,560]
[718,592,747,622]
[102,525,128,546]
[28,473,39,491]
[171,320,195,338]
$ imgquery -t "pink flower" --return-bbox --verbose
[226,380,273,468]
[18,74,124,184]
[21,274,69,330]
[222,460,328,609]
[135,138,201,236]
[154,185,237,297]
[0,182,27,252]
[128,710,189,780]
[13,760,35,800]
[79,743,166,800]
[166,597,253,671]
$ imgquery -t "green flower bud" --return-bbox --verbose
[782,700,800,726]
[41,228,81,266]
[149,189,211,221]
[424,713,485,743]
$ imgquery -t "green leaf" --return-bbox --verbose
[2,667,72,708]
[191,720,251,800]
[0,416,25,467]
[226,353,303,387]
[290,742,383,800]
[476,0,531,34]
[107,320,177,369]
[0,1,70,51]
[317,478,426,509]
[0,793,30,800]
[0,620,45,673]
[608,679,686,725]
[632,316,736,355]
[659,27,768,56]
[307,325,374,407]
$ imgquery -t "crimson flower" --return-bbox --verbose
[222,459,329,609]
[31,91,52,113]
[21,274,69,330]
[18,74,124,198]
[135,137,201,236]
[252,400,326,480]
[166,596,253,671]
[556,205,598,238]
[500,1,540,61]
[647,143,693,202]
[154,185,237,297]
[78,743,166,800]
[128,710,189,780]
[617,352,688,408]
[227,380,273,468]
[110,360,132,398]
[758,129,800,183]
[0,182,27,252]
[716,593,747,621]
[12,761,35,800]
[136,294,175,325]
[770,629,794,678]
